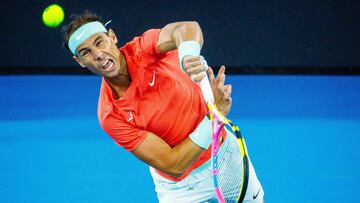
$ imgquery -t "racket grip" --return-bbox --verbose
[199,75,214,104]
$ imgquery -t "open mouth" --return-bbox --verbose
[101,59,114,72]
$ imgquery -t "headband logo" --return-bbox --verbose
[68,21,108,55]
[76,28,88,40]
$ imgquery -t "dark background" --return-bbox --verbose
[1,0,360,69]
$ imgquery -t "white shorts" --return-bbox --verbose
[149,131,264,203]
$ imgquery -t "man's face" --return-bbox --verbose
[73,29,122,79]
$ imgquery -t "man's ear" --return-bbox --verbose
[73,56,86,68]
[108,29,118,44]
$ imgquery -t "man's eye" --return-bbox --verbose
[96,41,103,46]
[81,50,90,56]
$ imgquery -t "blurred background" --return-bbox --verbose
[2,0,360,69]
[0,0,359,202]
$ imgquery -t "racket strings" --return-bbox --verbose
[217,134,244,202]
[209,104,249,202]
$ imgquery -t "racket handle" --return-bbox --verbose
[199,74,214,104]
[198,56,215,104]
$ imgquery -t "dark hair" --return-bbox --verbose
[62,11,103,51]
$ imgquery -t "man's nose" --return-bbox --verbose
[93,48,104,61]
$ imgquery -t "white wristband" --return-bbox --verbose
[189,116,212,149]
[178,41,201,71]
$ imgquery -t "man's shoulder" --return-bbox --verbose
[97,79,137,126]
[120,29,162,54]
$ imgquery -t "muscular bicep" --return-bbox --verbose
[156,22,182,53]
[131,131,203,177]
[157,21,203,53]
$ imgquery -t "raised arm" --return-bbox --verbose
[157,22,232,116]
[156,21,204,53]
[131,22,232,178]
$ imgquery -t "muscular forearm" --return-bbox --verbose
[132,131,206,178]
[162,137,205,177]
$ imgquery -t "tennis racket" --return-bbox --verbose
[199,56,249,203]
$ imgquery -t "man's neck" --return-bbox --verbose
[105,52,131,99]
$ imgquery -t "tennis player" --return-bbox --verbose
[63,11,264,203]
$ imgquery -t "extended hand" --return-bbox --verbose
[207,66,232,116]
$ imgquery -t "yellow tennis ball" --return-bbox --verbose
[42,4,64,28]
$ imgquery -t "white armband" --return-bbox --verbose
[178,41,201,71]
[189,116,212,149]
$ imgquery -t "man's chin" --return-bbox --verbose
[103,66,120,78]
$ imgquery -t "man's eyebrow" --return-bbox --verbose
[77,47,89,55]
[93,36,102,44]
[77,36,103,55]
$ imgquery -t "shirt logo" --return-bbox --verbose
[126,111,134,122]
[253,187,261,199]
[76,28,87,40]
[149,71,156,87]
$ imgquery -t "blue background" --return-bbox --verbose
[1,75,359,202]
